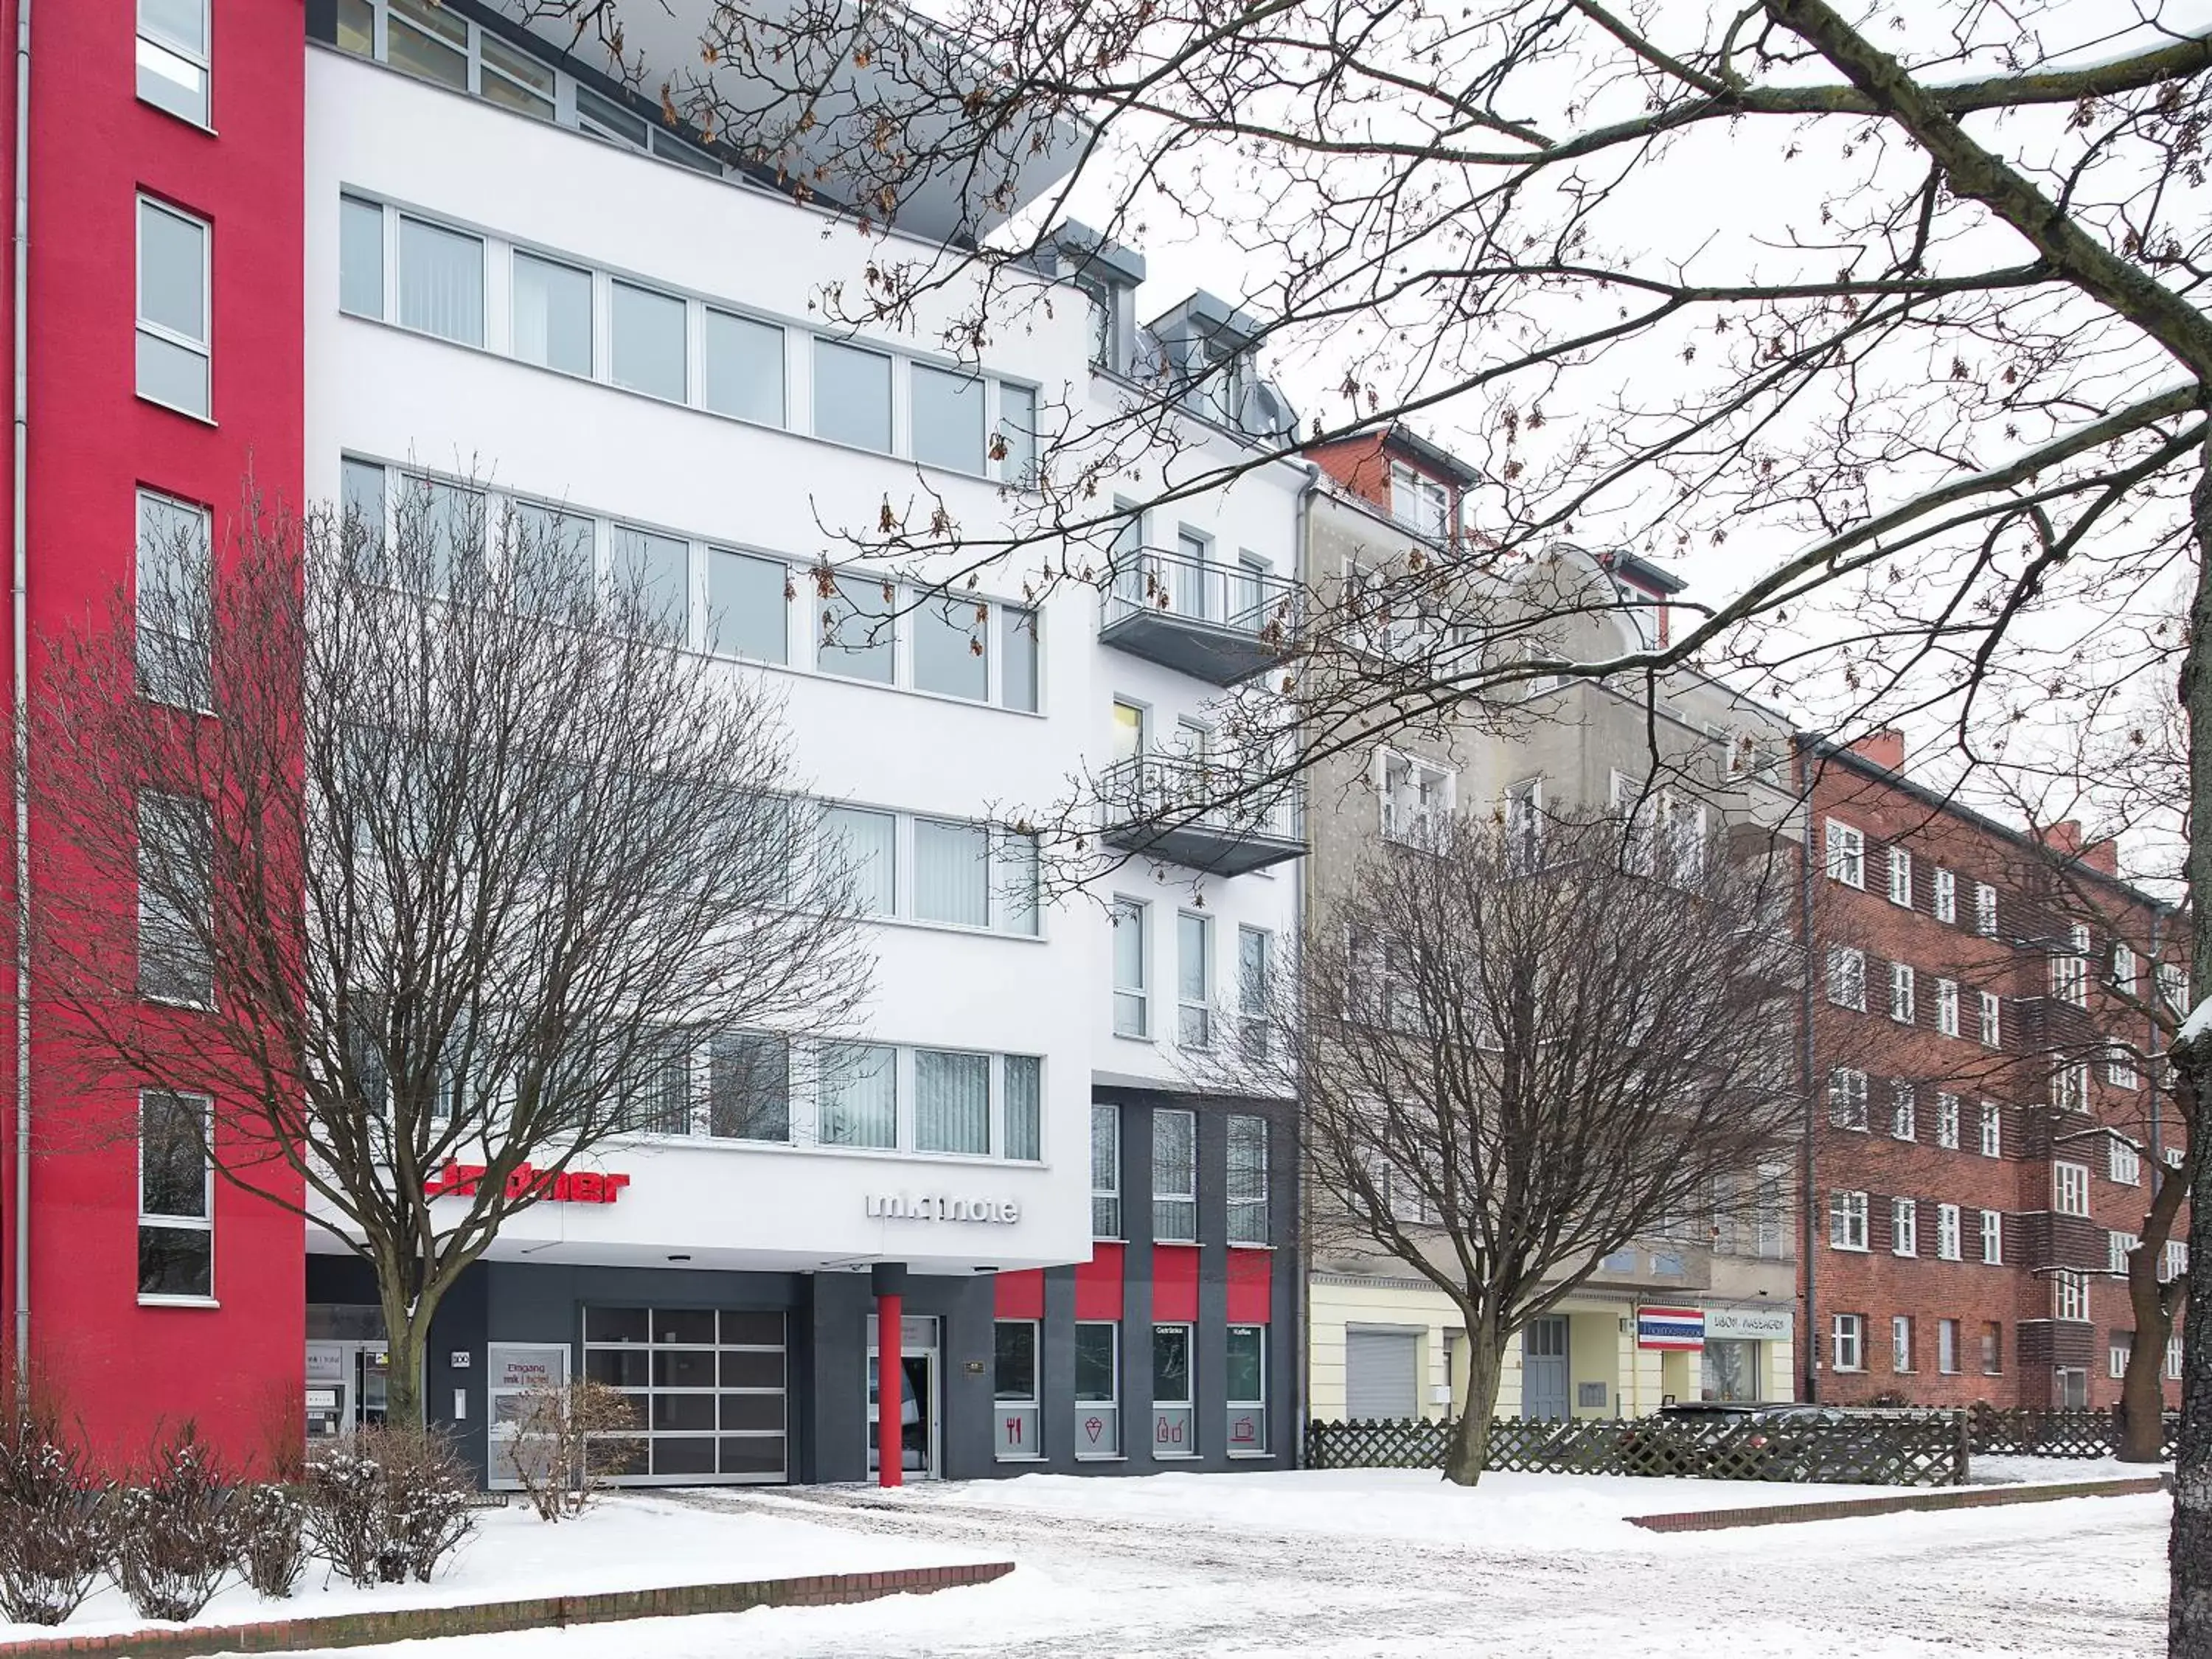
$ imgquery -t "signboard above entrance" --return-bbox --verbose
[425,1161,631,1204]
[1635,1307,1705,1351]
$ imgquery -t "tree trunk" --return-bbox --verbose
[1443,1322,1507,1486]
[2120,1281,2174,1463]
[377,1284,436,1433]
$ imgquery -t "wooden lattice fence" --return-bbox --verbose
[1307,1412,1967,1487]
[1965,1406,2180,1459]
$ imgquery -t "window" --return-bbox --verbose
[1111,899,1149,1038]
[2160,962,2191,1012]
[1980,1209,2003,1265]
[999,608,1040,713]
[135,490,212,710]
[139,1090,212,1300]
[2053,1270,2090,1323]
[1504,777,1544,871]
[821,806,896,918]
[611,282,686,400]
[1829,1190,1869,1251]
[2109,1045,2141,1090]
[914,592,989,701]
[338,195,384,319]
[1891,1315,1913,1372]
[818,573,896,684]
[2110,1138,2142,1186]
[2167,1147,2188,1170]
[1935,978,1960,1038]
[512,252,593,375]
[387,0,465,85]
[1177,912,1211,1048]
[2112,943,2139,996]
[2052,1061,2090,1116]
[1935,1203,1961,1261]
[1830,1313,1864,1372]
[998,383,1040,487]
[479,29,554,117]
[1382,751,1453,844]
[611,525,689,643]
[1939,1319,1960,1375]
[1823,819,1864,888]
[2051,925,2089,1007]
[1826,947,1867,1012]
[993,831,1041,939]
[1979,1101,2003,1158]
[1978,991,2002,1048]
[1828,1068,1869,1132]
[706,548,788,664]
[1091,1104,1121,1237]
[582,1306,786,1483]
[2170,1337,2185,1381]
[914,1049,990,1155]
[139,793,212,1006]
[911,364,987,473]
[1391,463,1447,538]
[2110,1231,2138,1275]
[1975,882,1998,936]
[814,338,892,452]
[1891,1197,1918,1257]
[1074,1321,1121,1456]
[1891,1085,1916,1141]
[1888,847,1913,907]
[1227,1115,1269,1245]
[2054,1161,2090,1217]
[138,0,209,123]
[1151,1325,1195,1456]
[396,216,484,347]
[1933,868,1956,923]
[1001,1054,1043,1163]
[1890,962,1916,1024]
[1225,1326,1267,1454]
[2110,1335,2132,1381]
[708,1034,789,1141]
[2166,1239,2190,1283]
[1238,927,1272,1062]
[1935,1093,1960,1150]
[818,1042,897,1149]
[915,818,990,928]
[703,310,785,426]
[137,198,210,417]
[1152,1109,1197,1242]
[992,1320,1042,1460]
[341,456,387,570]
[1983,1321,2003,1374]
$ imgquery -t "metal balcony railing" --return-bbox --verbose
[1099,545,1299,685]
[1098,751,1305,877]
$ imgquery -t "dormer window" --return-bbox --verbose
[1619,584,1663,647]
[1391,464,1447,540]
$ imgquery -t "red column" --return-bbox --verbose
[875,1291,903,1489]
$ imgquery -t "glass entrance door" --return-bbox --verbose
[866,1315,941,1478]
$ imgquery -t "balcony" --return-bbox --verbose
[1099,546,1298,685]
[1098,753,1305,877]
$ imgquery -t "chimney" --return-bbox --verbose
[2045,820,2120,876]
[1849,729,1905,772]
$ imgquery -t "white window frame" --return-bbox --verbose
[1933,867,1956,923]
[1177,911,1213,1049]
[1979,990,2002,1048]
[1935,1092,1960,1150]
[1823,819,1865,888]
[2053,1161,2090,1218]
[2051,928,2089,1007]
[2053,1270,2090,1324]
[1980,1208,2003,1265]
[137,0,211,126]
[1890,1197,1918,1257]
[1935,1202,1961,1262]
[2110,1231,2138,1275]
[2110,1338,2132,1381]
[1939,1318,1960,1376]
[1935,978,1959,1038]
[138,791,213,1009]
[1890,961,1916,1025]
[2169,1337,2185,1381]
[1829,1190,1869,1252]
[1887,846,1913,907]
[1110,897,1149,1040]
[1226,1114,1270,1246]
[1975,882,1999,937]
[2112,943,2139,996]
[1979,1101,2003,1158]
[992,1318,1043,1461]
[135,487,213,713]
[136,195,212,420]
[2053,1060,2090,1115]
[1091,1103,1121,1239]
[2166,1239,2189,1283]
[1891,1085,1916,1142]
[2108,1045,2140,1090]
[1380,749,1455,845]
[1830,1312,1864,1372]
[1826,946,1867,1012]
[1891,1314,1913,1373]
[1828,1068,1869,1133]
[137,1088,215,1305]
[2110,1138,2142,1187]
[1152,1107,1197,1243]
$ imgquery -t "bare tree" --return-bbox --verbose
[28,480,869,1427]
[1239,808,1802,1484]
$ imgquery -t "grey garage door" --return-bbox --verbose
[1344,1329,1420,1420]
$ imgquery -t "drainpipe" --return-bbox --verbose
[11,0,31,1395]
[1291,460,1318,1461]
[1797,743,1819,1403]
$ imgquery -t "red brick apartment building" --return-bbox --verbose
[1800,734,2188,1412]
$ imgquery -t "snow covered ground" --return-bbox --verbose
[255,1467,2172,1659]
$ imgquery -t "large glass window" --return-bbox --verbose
[139,793,212,1006]
[993,1320,1041,1460]
[914,1049,990,1155]
[397,217,484,347]
[915,818,990,928]
[397,474,484,594]
[1074,1322,1120,1457]
[1000,607,1040,712]
[998,383,1039,485]
[1091,1103,1121,1237]
[1004,1056,1043,1162]
[1152,1108,1197,1242]
[612,282,686,400]
[822,806,896,917]
[1225,1326,1266,1454]
[1112,899,1148,1037]
[135,490,212,711]
[387,0,466,87]
[703,310,785,426]
[139,1090,211,1299]
[813,339,892,452]
[992,830,1040,938]
[137,198,210,417]
[580,1307,786,1483]
[818,574,896,683]
[1151,1325,1194,1456]
[338,196,385,319]
[1238,926,1272,1061]
[479,30,555,119]
[914,593,988,701]
[513,252,593,375]
[709,1034,790,1142]
[911,365,985,473]
[611,526,689,644]
[819,1043,896,1149]
[137,0,209,124]
[510,501,595,604]
[619,1035,693,1135]
[1178,912,1212,1048]
[706,549,788,663]
[1227,1114,1269,1245]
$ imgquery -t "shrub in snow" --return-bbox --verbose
[111,1425,237,1622]
[305,1427,475,1587]
[506,1378,642,1522]
[0,1405,112,1624]
[234,1483,307,1600]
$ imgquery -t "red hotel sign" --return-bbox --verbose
[425,1160,632,1205]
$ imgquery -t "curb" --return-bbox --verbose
[0,1560,1015,1657]
[1629,1475,2168,1533]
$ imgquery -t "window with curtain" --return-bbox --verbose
[704,310,785,425]
[338,196,383,319]
[709,1034,790,1141]
[1152,1108,1197,1241]
[612,281,687,400]
[708,549,789,664]
[611,525,689,643]
[820,1043,897,1148]
[992,831,1040,937]
[513,251,593,375]
[822,807,896,917]
[1004,1056,1043,1161]
[915,1050,990,1155]
[813,338,892,452]
[999,607,1040,712]
[916,818,990,927]
[914,593,988,700]
[1227,1114,1268,1244]
[911,365,986,473]
[818,574,896,683]
[397,217,484,347]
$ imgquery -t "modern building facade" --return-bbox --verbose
[1296,426,1805,1425]
[5,0,1306,1486]
[1801,734,2189,1411]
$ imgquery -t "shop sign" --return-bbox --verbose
[1705,1306,1794,1343]
[864,1192,1020,1224]
[1226,1408,1265,1450]
[492,1347,567,1391]
[1635,1306,1706,1351]
[425,1160,632,1204]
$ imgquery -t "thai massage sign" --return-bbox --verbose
[425,1160,633,1204]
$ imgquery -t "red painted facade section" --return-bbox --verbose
[1225,1247,1270,1324]
[0,0,305,1470]
[1073,1243,1124,1321]
[1150,1245,1199,1324]
[993,1267,1046,1321]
